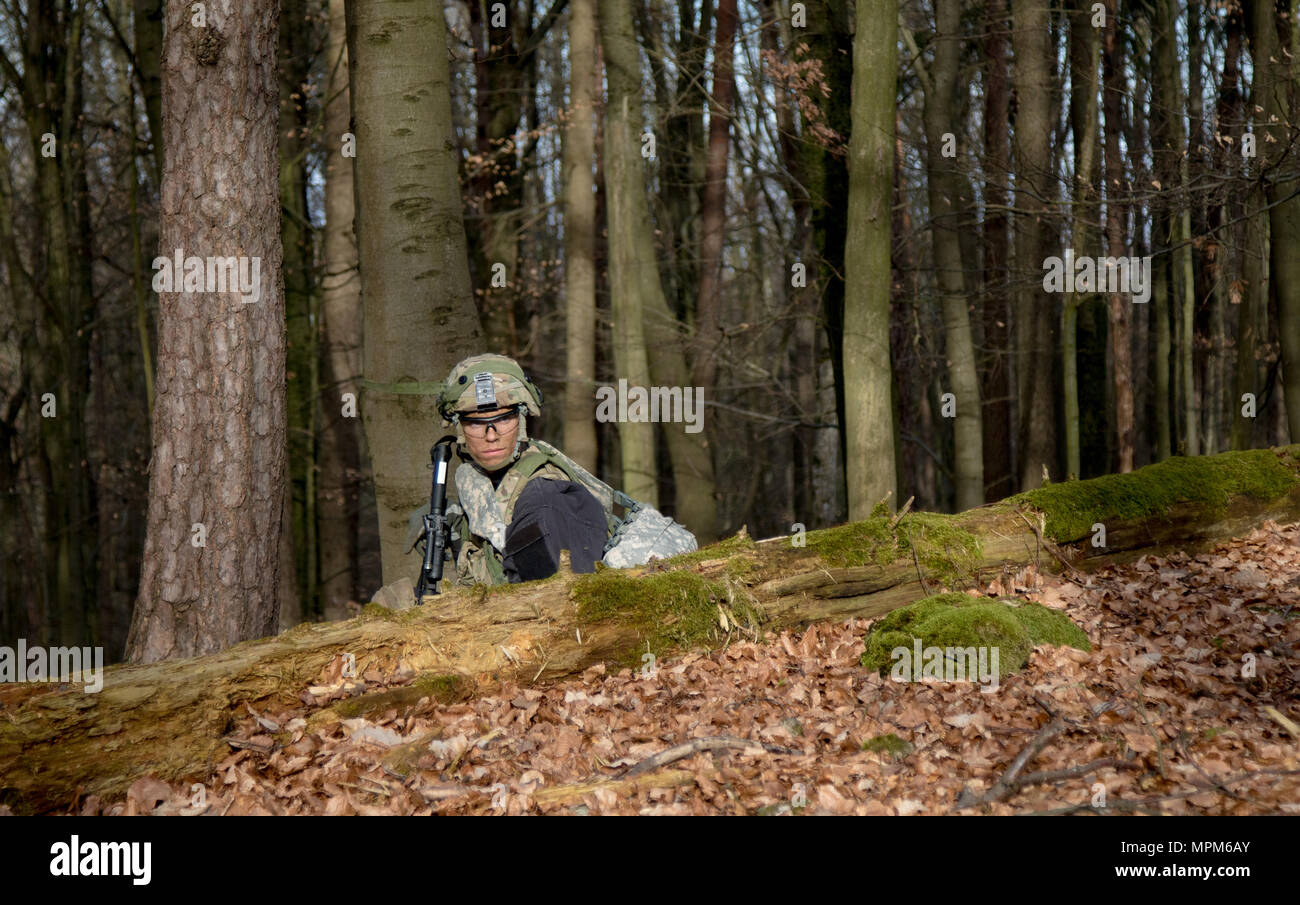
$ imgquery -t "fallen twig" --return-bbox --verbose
[1173,733,1247,801]
[1263,706,1300,740]
[889,496,915,530]
[619,735,799,780]
[902,524,931,596]
[1021,767,1300,815]
[1013,757,1125,787]
[1016,509,1083,578]
[955,718,1066,809]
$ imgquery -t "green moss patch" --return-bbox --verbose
[1009,448,1299,542]
[358,601,426,623]
[572,568,758,662]
[861,732,914,760]
[327,673,472,719]
[413,672,475,704]
[860,592,1090,678]
[665,531,759,566]
[804,512,982,586]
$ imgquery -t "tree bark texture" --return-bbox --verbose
[346,0,483,586]
[1012,0,1057,489]
[318,0,364,620]
[922,0,983,510]
[564,0,599,473]
[842,0,898,519]
[126,0,287,663]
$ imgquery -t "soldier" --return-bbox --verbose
[435,354,613,585]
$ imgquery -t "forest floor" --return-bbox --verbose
[90,521,1300,816]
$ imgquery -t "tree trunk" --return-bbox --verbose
[1150,0,1197,456]
[126,0,286,663]
[279,0,316,626]
[795,0,854,508]
[761,0,821,521]
[7,444,1299,813]
[922,0,982,510]
[318,0,363,621]
[1151,0,1187,460]
[1102,0,1134,471]
[649,0,712,322]
[692,0,737,393]
[1012,0,1056,489]
[345,0,483,586]
[564,0,599,473]
[982,0,1014,500]
[133,0,165,180]
[598,0,658,505]
[1064,0,1100,480]
[5,0,102,647]
[600,0,718,537]
[1246,0,1300,443]
[842,0,897,519]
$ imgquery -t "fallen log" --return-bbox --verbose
[2,445,1298,813]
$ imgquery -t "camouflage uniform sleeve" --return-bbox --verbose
[531,463,575,484]
[446,502,476,586]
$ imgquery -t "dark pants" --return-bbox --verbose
[502,479,607,582]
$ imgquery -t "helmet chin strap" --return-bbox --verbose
[509,405,528,462]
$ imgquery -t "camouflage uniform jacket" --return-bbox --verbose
[446,440,615,586]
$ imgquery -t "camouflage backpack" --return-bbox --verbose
[496,439,698,569]
[411,439,698,584]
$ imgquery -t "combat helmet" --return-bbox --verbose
[438,353,544,462]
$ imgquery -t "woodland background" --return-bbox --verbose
[0,0,1297,664]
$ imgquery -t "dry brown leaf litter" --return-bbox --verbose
[88,521,1300,816]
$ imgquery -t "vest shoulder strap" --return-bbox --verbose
[501,441,633,532]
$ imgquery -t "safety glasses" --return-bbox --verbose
[461,410,519,437]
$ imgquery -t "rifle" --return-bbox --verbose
[414,436,458,605]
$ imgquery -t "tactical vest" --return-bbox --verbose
[445,439,695,585]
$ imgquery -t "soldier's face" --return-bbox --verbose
[464,407,519,470]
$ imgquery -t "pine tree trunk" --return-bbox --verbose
[126,0,286,663]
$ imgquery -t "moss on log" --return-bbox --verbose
[2,445,1299,813]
